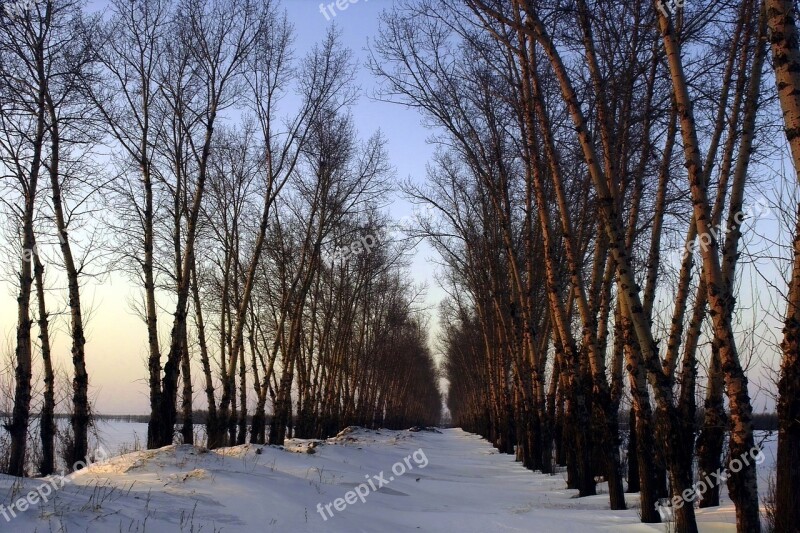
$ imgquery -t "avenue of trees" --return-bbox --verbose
[369,0,799,531]
[2,1,800,532]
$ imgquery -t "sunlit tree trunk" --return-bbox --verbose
[765,0,800,528]
[656,5,761,529]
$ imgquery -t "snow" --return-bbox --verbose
[0,427,777,532]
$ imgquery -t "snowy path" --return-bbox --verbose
[0,427,761,532]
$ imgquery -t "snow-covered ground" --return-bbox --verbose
[0,426,777,532]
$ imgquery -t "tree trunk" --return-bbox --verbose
[777,212,800,533]
[237,343,247,445]
[46,110,90,470]
[33,251,55,476]
[180,330,194,446]
[656,6,761,529]
[696,347,726,508]
[626,408,638,493]
[7,64,46,476]
[765,1,800,529]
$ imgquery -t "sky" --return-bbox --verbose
[0,0,789,415]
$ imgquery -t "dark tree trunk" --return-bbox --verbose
[237,346,247,445]
[776,209,800,532]
[180,333,194,446]
[697,346,726,508]
[634,405,661,523]
[269,359,294,445]
[626,409,638,493]
[33,252,55,476]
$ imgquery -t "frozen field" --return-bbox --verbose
[0,426,778,532]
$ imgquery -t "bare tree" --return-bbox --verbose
[765,0,800,529]
[0,0,58,477]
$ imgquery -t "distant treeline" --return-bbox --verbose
[91,412,272,426]
[0,411,268,426]
[3,411,779,431]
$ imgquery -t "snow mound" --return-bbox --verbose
[409,426,442,433]
[86,444,205,474]
[328,426,415,446]
[167,468,209,482]
[284,439,323,454]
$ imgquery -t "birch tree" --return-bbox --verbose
[765,0,800,528]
